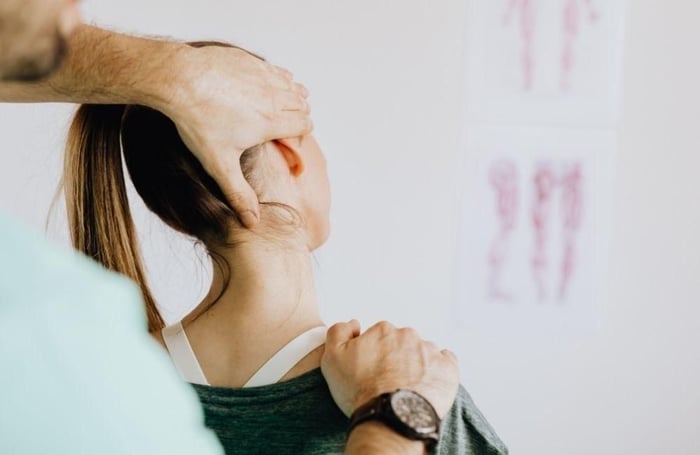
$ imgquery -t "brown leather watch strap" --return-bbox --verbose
[348,392,392,433]
[347,390,440,452]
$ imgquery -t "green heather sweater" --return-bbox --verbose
[192,368,507,454]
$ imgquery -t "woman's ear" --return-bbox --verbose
[272,138,306,177]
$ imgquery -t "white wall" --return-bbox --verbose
[1,1,699,453]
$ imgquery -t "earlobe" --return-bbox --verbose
[274,138,306,177]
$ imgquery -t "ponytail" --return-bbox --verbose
[63,104,165,332]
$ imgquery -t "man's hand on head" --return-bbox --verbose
[0,25,312,228]
[163,44,313,227]
[321,320,460,419]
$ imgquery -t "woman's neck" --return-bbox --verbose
[182,239,324,387]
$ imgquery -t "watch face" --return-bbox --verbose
[390,390,439,434]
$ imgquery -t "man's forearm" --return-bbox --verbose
[345,422,424,455]
[0,25,182,112]
[0,21,311,223]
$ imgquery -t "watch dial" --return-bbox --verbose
[391,390,438,433]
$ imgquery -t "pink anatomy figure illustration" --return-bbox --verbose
[561,0,599,91]
[503,0,536,91]
[488,160,519,302]
[558,163,584,301]
[531,163,556,301]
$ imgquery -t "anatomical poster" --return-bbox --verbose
[462,0,626,127]
[453,127,615,334]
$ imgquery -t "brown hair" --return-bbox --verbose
[63,42,293,333]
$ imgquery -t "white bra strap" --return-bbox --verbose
[162,322,210,386]
[243,326,327,388]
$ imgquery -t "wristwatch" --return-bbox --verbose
[348,389,441,451]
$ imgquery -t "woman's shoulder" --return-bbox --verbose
[436,385,509,455]
[191,368,348,454]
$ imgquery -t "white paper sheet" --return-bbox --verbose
[463,0,626,127]
[454,0,625,333]
[454,127,615,334]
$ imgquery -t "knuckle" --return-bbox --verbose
[424,342,442,358]
[326,323,342,337]
[398,327,419,340]
[375,321,394,334]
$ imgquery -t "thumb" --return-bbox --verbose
[325,320,361,349]
[207,156,260,228]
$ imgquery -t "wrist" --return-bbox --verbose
[141,40,191,116]
[347,421,424,455]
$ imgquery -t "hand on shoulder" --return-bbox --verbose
[321,319,460,419]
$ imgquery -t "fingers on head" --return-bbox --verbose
[278,91,310,113]
[273,65,293,81]
[268,64,310,101]
[262,85,312,141]
[271,112,314,139]
[293,82,309,98]
[211,160,260,228]
[269,64,308,97]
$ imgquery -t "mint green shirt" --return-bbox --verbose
[0,213,222,454]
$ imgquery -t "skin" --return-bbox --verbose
[157,135,330,388]
[328,321,459,455]
[154,133,458,454]
[0,0,80,81]
[0,20,311,227]
[322,320,460,419]
[1,1,460,452]
[346,421,425,454]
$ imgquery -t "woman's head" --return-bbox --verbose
[118,104,331,251]
[63,42,330,332]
